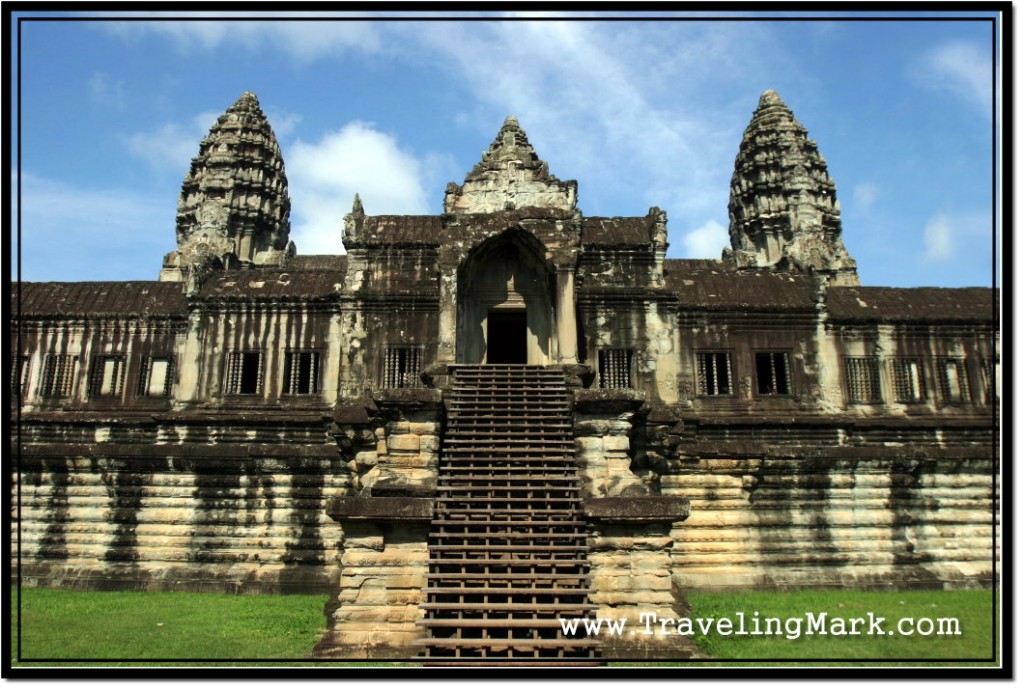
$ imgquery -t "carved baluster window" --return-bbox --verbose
[11,355,30,396]
[844,357,882,404]
[382,346,422,388]
[599,349,633,389]
[983,358,999,405]
[755,352,792,395]
[138,356,174,397]
[41,354,78,398]
[891,359,925,403]
[284,352,320,395]
[937,357,969,404]
[88,355,126,398]
[697,352,732,396]
[226,351,263,395]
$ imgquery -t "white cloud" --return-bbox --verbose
[286,122,433,254]
[852,182,878,211]
[915,41,992,114]
[88,72,126,108]
[101,16,381,62]
[124,111,220,172]
[124,109,298,174]
[923,214,954,261]
[14,172,172,281]
[398,21,771,236]
[682,219,729,259]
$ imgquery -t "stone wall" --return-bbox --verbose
[14,439,347,594]
[661,446,996,591]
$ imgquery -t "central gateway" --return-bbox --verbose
[486,309,528,364]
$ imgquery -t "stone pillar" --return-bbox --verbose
[556,268,578,365]
[437,265,458,364]
[583,498,694,659]
[314,497,433,659]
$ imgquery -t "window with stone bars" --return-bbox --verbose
[844,357,882,404]
[138,356,174,397]
[697,352,733,396]
[88,355,126,398]
[284,351,320,395]
[936,357,969,403]
[382,346,422,389]
[890,358,926,403]
[225,351,263,395]
[41,354,78,398]
[755,352,792,395]
[11,355,30,396]
[983,358,999,405]
[598,349,633,389]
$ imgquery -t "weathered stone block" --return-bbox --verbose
[387,435,421,452]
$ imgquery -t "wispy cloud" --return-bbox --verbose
[682,219,729,259]
[913,41,993,115]
[123,111,219,172]
[15,172,171,281]
[923,214,954,261]
[88,72,126,108]
[852,182,879,213]
[98,17,784,249]
[99,16,382,62]
[403,21,773,236]
[286,122,435,254]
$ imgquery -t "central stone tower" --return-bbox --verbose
[160,91,294,287]
[726,90,859,286]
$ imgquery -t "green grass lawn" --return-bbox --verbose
[680,588,998,666]
[11,587,332,665]
[10,586,1000,668]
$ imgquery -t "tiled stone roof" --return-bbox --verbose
[12,282,187,317]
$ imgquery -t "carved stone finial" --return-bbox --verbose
[727,90,858,285]
[343,193,366,243]
[648,206,668,247]
[443,116,578,215]
[759,89,782,107]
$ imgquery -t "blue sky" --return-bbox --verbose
[11,10,1001,288]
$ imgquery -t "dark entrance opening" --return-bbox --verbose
[487,310,528,364]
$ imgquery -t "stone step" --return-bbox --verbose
[416,618,588,628]
[430,519,586,528]
[420,602,597,613]
[415,637,601,650]
[428,557,589,567]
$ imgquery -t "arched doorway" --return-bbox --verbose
[456,231,555,365]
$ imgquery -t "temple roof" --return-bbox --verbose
[12,282,187,317]
[664,259,818,310]
[581,217,652,246]
[199,268,347,299]
[826,286,997,323]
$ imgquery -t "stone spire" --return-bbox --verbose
[443,116,578,215]
[725,90,858,286]
[160,91,293,283]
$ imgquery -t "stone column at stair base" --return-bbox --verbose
[313,498,433,659]
[583,497,695,660]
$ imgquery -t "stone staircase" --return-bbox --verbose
[416,365,601,665]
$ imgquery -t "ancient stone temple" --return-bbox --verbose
[11,90,998,662]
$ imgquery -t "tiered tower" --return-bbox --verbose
[160,91,293,287]
[726,90,858,286]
